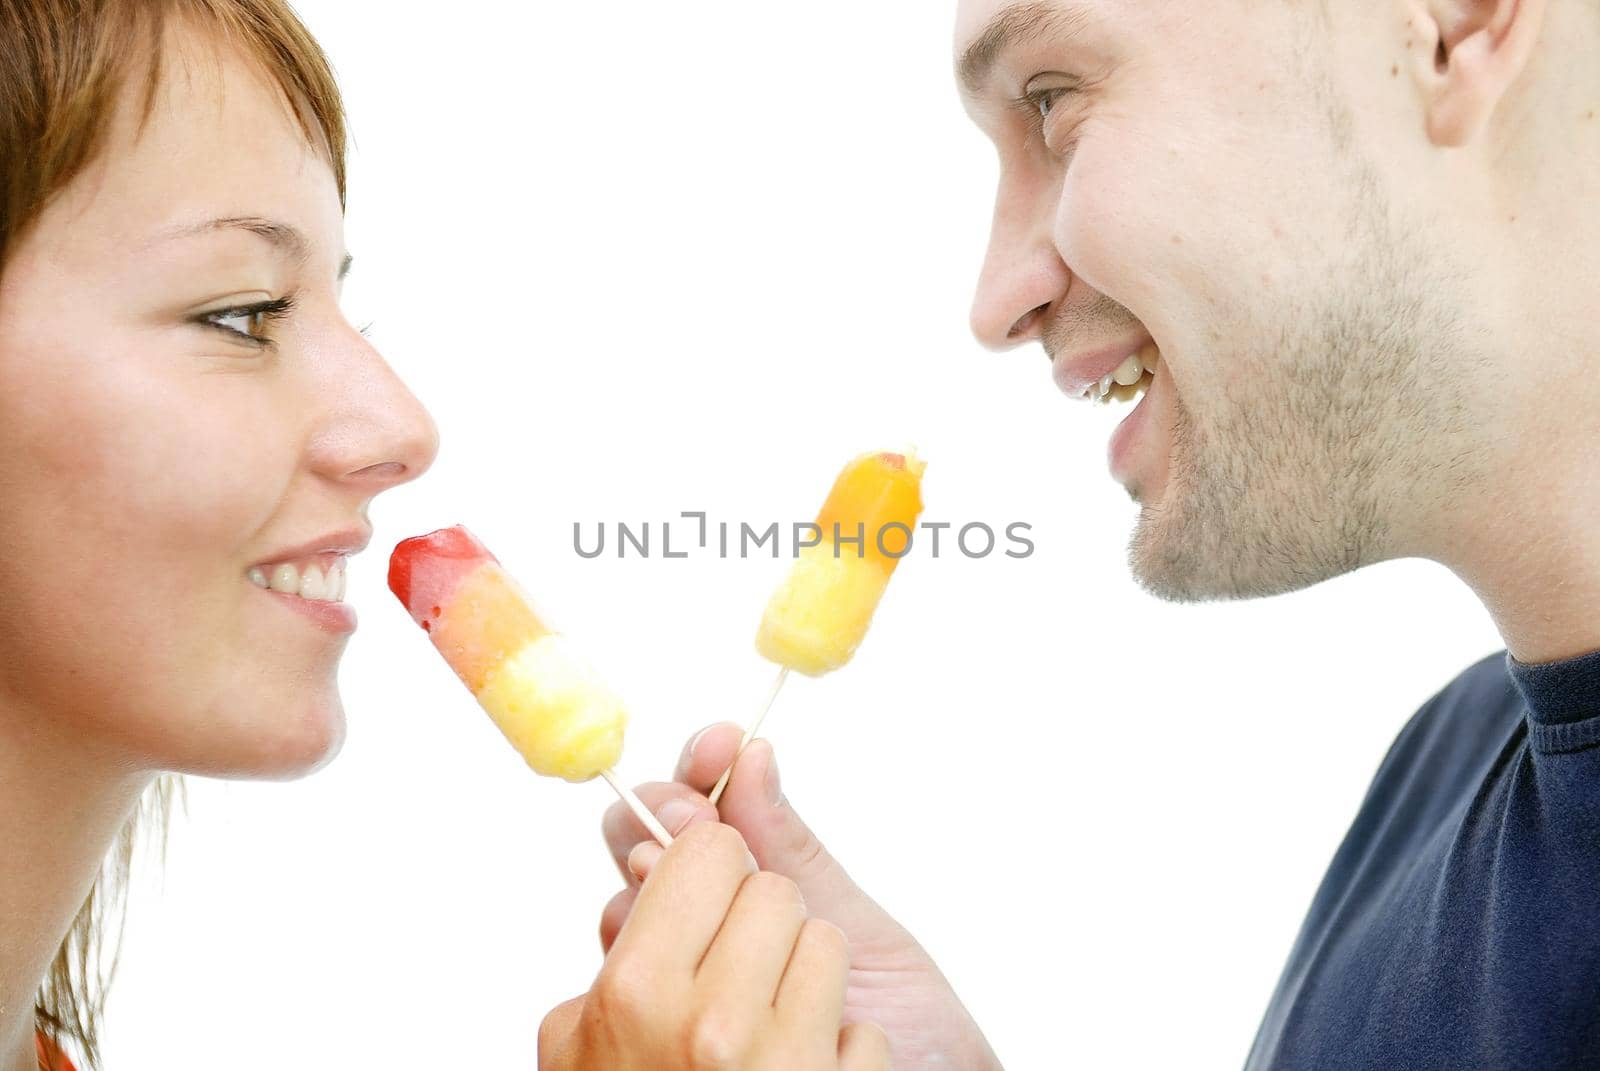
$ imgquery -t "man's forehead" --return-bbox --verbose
[955,0,1023,46]
[956,0,1086,47]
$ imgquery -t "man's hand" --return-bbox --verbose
[600,726,1003,1071]
[539,821,890,1070]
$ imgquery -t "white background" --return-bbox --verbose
[101,2,1505,1068]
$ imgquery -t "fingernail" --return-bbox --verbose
[678,726,711,773]
[762,746,781,806]
[658,798,700,834]
[628,841,663,880]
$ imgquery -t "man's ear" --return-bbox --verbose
[1402,0,1548,147]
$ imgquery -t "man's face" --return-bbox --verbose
[956,0,1494,602]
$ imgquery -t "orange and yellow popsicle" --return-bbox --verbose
[709,449,928,804]
[756,449,926,675]
[388,526,626,783]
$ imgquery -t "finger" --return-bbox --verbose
[601,782,717,884]
[598,886,637,955]
[536,994,586,1065]
[774,918,851,1029]
[627,841,663,881]
[675,723,747,793]
[714,740,894,939]
[607,822,758,975]
[837,1022,892,1071]
[696,871,808,1008]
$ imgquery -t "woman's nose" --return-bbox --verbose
[310,327,440,495]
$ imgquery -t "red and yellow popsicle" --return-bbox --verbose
[756,449,927,675]
[388,526,626,784]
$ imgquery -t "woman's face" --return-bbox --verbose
[0,30,438,779]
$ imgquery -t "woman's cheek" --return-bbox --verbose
[70,369,284,542]
[19,371,273,669]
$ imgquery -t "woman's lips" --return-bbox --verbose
[255,582,358,634]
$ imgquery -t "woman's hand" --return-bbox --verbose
[599,728,1002,1071]
[539,821,890,1070]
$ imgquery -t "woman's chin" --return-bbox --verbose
[164,691,349,781]
[251,695,347,780]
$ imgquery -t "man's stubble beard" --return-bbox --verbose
[1127,160,1486,605]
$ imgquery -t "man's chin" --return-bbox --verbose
[1126,502,1209,604]
[1128,499,1363,605]
[1125,483,1248,604]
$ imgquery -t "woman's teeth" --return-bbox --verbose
[1083,343,1161,405]
[248,559,348,602]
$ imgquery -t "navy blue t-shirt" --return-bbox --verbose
[1245,648,1600,1070]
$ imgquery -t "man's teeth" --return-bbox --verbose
[1082,344,1161,404]
[248,559,348,602]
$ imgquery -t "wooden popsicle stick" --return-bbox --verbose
[708,666,791,806]
[601,769,673,848]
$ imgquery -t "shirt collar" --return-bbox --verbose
[1506,646,1600,727]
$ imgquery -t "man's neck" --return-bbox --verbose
[1435,417,1600,664]
[1446,131,1600,665]
[0,701,151,1071]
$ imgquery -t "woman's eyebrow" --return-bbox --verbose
[150,215,351,279]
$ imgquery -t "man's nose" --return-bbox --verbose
[969,189,1071,352]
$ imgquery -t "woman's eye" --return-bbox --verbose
[214,310,268,337]
[198,296,294,347]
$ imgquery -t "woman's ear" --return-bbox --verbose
[1401,0,1548,147]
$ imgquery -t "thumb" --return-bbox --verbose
[537,994,585,1068]
[683,727,911,948]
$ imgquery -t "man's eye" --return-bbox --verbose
[1024,85,1077,121]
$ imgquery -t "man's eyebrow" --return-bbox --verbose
[959,2,1089,97]
[155,215,351,280]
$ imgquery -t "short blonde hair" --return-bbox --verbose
[2,3,349,1067]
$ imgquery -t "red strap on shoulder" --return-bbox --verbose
[35,1032,80,1071]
